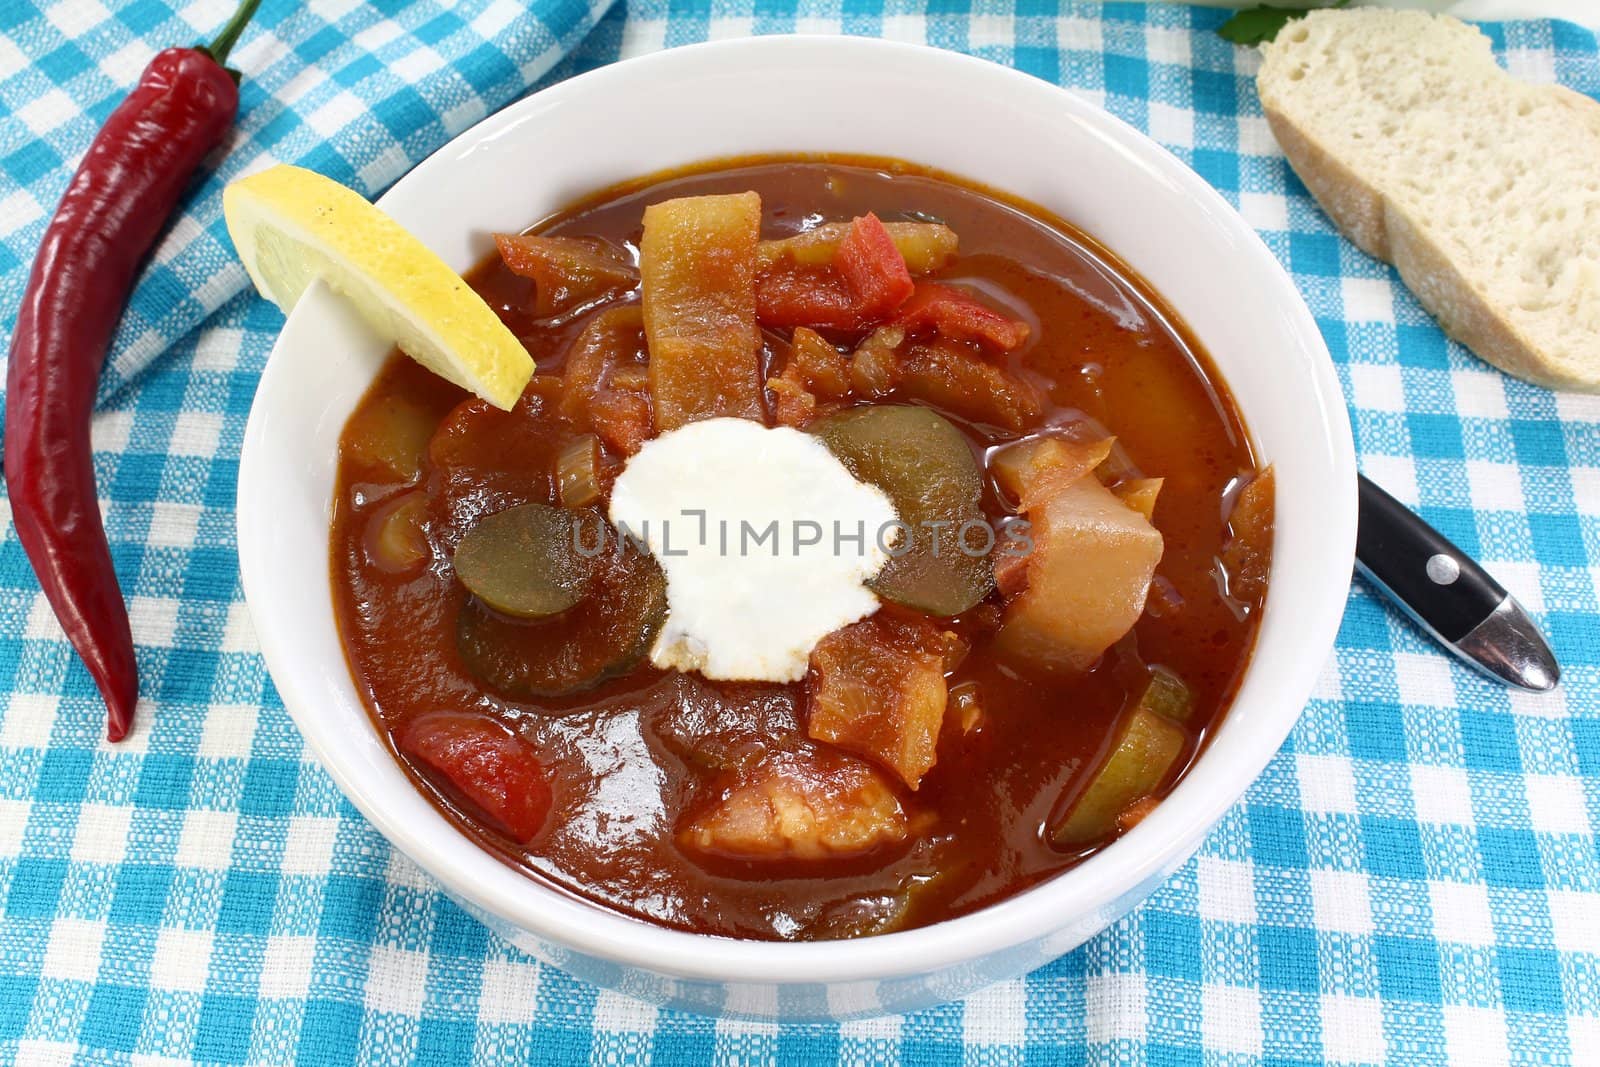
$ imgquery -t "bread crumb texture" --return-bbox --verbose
[1258,10,1600,392]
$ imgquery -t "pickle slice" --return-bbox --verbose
[1132,664,1193,724]
[452,503,593,620]
[1050,706,1185,848]
[812,405,992,617]
[456,526,667,699]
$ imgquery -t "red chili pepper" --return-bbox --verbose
[4,0,260,742]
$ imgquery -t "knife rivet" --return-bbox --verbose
[1426,554,1460,586]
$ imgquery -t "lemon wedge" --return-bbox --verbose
[223,164,533,410]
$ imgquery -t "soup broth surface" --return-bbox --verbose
[330,158,1266,940]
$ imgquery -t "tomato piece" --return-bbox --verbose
[494,234,638,318]
[834,213,915,320]
[757,221,959,274]
[895,282,1030,352]
[398,712,552,844]
[559,306,655,456]
[756,215,916,331]
[755,269,860,330]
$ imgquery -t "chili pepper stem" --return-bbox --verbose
[201,0,262,69]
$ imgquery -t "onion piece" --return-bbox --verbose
[757,221,958,274]
[555,434,604,509]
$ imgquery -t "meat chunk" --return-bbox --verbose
[679,748,909,862]
[1221,467,1275,603]
[786,327,852,399]
[640,193,765,429]
[808,614,950,789]
[848,325,905,398]
[648,673,803,773]
[427,379,567,538]
[767,372,818,429]
[768,327,851,428]
[899,340,1043,431]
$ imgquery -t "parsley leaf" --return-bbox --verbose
[1217,0,1349,47]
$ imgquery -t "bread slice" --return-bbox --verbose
[1257,10,1600,392]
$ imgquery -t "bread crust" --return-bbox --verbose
[1384,202,1582,392]
[1262,108,1388,262]
[1264,98,1598,393]
[1257,15,1600,394]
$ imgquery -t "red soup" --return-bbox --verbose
[330,157,1273,941]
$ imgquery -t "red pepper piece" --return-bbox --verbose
[4,1,259,742]
[833,213,915,319]
[399,712,553,844]
[894,282,1031,353]
[756,214,915,330]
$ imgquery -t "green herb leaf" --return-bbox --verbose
[1217,0,1348,47]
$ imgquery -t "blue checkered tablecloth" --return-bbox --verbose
[1,1,1598,1063]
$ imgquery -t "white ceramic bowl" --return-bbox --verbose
[237,35,1356,1021]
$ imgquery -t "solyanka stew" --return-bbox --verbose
[331,157,1273,941]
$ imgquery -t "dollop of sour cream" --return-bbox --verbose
[608,417,898,683]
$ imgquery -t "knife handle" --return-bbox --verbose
[1355,474,1558,692]
[1355,474,1502,644]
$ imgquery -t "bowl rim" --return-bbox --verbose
[238,33,1357,986]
